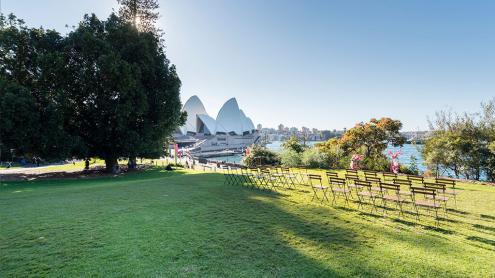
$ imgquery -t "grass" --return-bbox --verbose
[1,168,494,277]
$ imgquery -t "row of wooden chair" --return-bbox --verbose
[340,169,458,207]
[223,167,458,225]
[224,166,307,190]
[309,171,456,225]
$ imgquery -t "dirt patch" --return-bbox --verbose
[0,165,153,182]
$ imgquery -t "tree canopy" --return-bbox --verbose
[0,11,185,172]
[423,100,495,181]
[339,118,405,158]
[282,135,305,153]
[0,14,74,161]
[117,0,160,33]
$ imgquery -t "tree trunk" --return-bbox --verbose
[105,157,119,173]
[84,158,90,171]
[128,157,137,170]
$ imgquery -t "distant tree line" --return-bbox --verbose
[0,0,185,172]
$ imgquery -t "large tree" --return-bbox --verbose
[63,14,184,172]
[0,14,74,161]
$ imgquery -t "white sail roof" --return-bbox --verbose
[239,109,255,133]
[215,98,245,135]
[197,114,216,135]
[180,96,256,135]
[181,95,208,134]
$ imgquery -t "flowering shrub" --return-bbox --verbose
[388,150,401,174]
[350,154,364,170]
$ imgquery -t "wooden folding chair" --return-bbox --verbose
[281,167,298,188]
[411,187,441,226]
[379,182,408,217]
[435,178,458,207]
[382,172,397,182]
[407,175,424,185]
[328,177,351,206]
[248,168,263,189]
[228,167,242,185]
[326,171,339,179]
[345,172,360,184]
[423,182,449,216]
[241,168,256,188]
[270,168,288,189]
[308,174,329,203]
[356,180,380,213]
[344,174,361,198]
[393,179,413,198]
[346,169,358,175]
[366,176,382,192]
[363,170,377,178]
[223,167,234,185]
[260,169,278,190]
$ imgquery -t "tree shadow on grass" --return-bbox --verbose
[480,214,495,221]
[466,236,495,248]
[446,208,470,215]
[473,224,495,233]
[0,167,188,194]
[188,174,387,277]
[184,173,484,276]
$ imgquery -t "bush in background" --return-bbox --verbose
[280,149,302,167]
[302,148,328,169]
[244,146,280,167]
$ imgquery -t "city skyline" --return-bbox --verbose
[3,0,494,130]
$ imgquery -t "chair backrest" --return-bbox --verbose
[308,174,322,186]
[393,179,412,186]
[261,169,271,175]
[346,169,358,175]
[383,172,397,179]
[436,178,456,188]
[365,176,381,184]
[379,182,400,193]
[355,180,372,189]
[326,171,339,178]
[408,175,424,183]
[411,186,436,198]
[345,174,359,181]
[281,167,291,173]
[423,182,446,192]
[363,170,377,177]
[329,177,346,188]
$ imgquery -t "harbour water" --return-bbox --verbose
[209,141,426,171]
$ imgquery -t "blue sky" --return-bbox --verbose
[3,0,494,130]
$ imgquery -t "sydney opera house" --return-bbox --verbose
[174,96,260,156]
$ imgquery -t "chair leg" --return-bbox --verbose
[331,192,337,206]
[322,189,330,203]
[397,201,404,217]
[414,204,420,222]
[311,190,318,202]
[435,208,440,226]
[370,197,377,214]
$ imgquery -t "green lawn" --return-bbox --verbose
[1,169,494,277]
